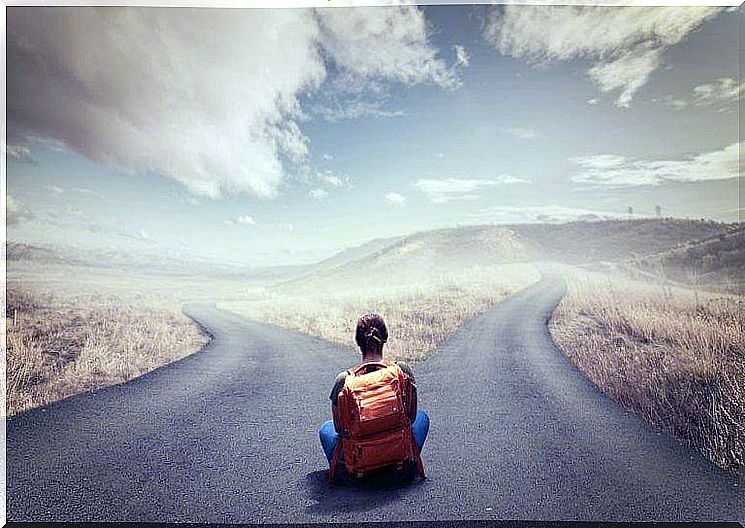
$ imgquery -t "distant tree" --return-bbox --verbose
[628,206,634,216]
[655,205,662,217]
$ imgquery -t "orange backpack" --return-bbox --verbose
[328,360,425,483]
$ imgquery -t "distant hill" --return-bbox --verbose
[6,242,71,265]
[9,219,740,291]
[625,224,744,291]
[5,241,305,282]
[509,218,734,264]
[280,219,739,291]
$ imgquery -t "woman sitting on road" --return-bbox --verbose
[319,314,429,480]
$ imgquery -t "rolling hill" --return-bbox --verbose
[278,219,739,291]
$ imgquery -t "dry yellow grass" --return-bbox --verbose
[549,272,744,471]
[223,264,539,362]
[5,288,209,416]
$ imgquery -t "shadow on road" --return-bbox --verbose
[303,467,426,515]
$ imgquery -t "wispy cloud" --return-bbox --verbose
[7,195,33,225]
[5,144,34,163]
[470,204,623,224]
[495,173,532,184]
[692,77,744,105]
[485,6,721,107]
[453,45,470,69]
[312,100,405,123]
[502,126,538,139]
[225,214,256,226]
[655,77,743,110]
[316,170,349,188]
[309,188,329,200]
[384,192,406,207]
[413,174,530,203]
[570,142,742,186]
[318,7,462,92]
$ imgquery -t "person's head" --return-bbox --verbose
[355,313,388,359]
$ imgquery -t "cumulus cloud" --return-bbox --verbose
[309,188,329,200]
[8,6,458,199]
[413,174,528,203]
[570,142,742,186]
[226,214,257,226]
[384,192,406,206]
[485,6,721,107]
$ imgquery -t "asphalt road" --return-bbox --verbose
[7,273,742,522]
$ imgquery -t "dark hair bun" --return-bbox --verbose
[355,313,388,349]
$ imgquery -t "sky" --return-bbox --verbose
[6,5,743,267]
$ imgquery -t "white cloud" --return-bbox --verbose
[692,77,744,105]
[7,194,32,225]
[413,174,527,203]
[655,94,689,110]
[313,100,405,122]
[654,77,742,110]
[8,7,456,200]
[47,185,65,195]
[73,187,106,199]
[495,173,532,184]
[485,6,721,107]
[570,142,742,186]
[322,153,333,161]
[226,214,257,226]
[384,192,406,206]
[502,126,538,139]
[317,170,348,188]
[470,204,623,224]
[588,47,660,108]
[453,45,470,69]
[317,7,459,91]
[309,188,329,200]
[5,144,34,163]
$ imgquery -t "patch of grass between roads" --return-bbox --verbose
[222,263,540,363]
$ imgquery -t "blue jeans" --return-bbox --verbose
[319,410,430,462]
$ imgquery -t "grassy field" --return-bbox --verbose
[4,271,214,416]
[549,271,744,471]
[222,263,540,362]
